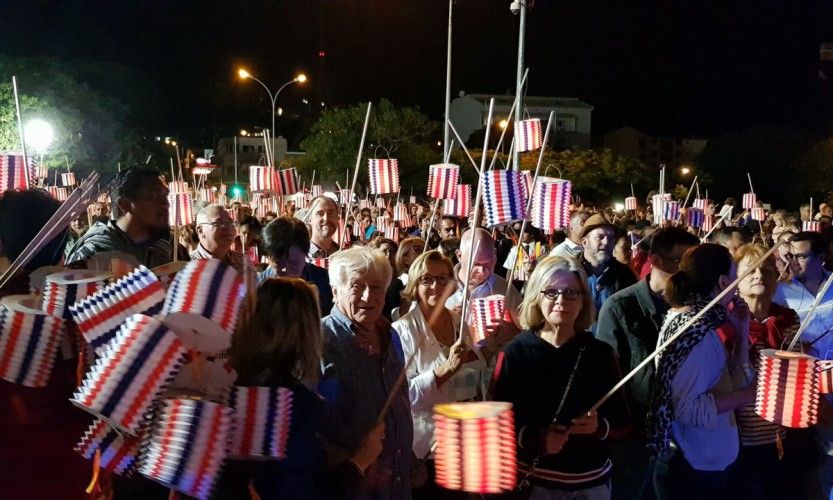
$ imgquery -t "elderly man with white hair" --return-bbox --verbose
[551,210,591,260]
[446,228,522,358]
[318,247,414,499]
[190,204,245,274]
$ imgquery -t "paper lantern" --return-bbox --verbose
[393,203,409,222]
[36,164,49,179]
[61,172,77,187]
[249,166,276,193]
[651,194,672,225]
[624,196,637,211]
[751,207,766,221]
[75,418,143,476]
[46,186,68,201]
[169,181,189,194]
[663,201,680,222]
[139,397,232,499]
[531,179,571,233]
[428,163,460,200]
[42,270,108,321]
[228,386,293,459]
[28,265,66,294]
[384,226,400,242]
[339,189,351,205]
[755,349,819,428]
[197,187,216,204]
[0,153,28,193]
[168,193,195,226]
[293,191,308,210]
[358,199,371,210]
[376,216,389,232]
[409,195,417,204]
[71,314,187,433]
[702,214,715,232]
[467,295,505,344]
[819,367,833,394]
[692,198,708,210]
[162,259,246,352]
[515,119,543,153]
[368,159,400,194]
[276,167,299,195]
[434,402,516,493]
[482,170,527,227]
[335,219,351,248]
[803,221,821,233]
[444,184,472,218]
[0,295,65,387]
[375,197,387,209]
[310,185,323,197]
[218,183,227,195]
[70,266,166,355]
[151,261,187,291]
[306,257,329,269]
[686,208,704,228]
[742,192,757,210]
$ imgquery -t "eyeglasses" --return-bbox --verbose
[199,220,236,229]
[786,251,816,261]
[418,275,450,287]
[540,288,583,301]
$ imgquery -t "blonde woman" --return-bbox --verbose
[492,256,629,499]
[395,237,425,286]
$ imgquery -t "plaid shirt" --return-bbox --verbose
[189,244,245,275]
[318,306,414,499]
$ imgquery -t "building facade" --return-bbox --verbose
[603,126,707,168]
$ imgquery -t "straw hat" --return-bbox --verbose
[580,213,615,238]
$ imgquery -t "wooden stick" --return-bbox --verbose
[341,103,373,249]
[747,172,755,194]
[11,76,30,187]
[787,271,833,351]
[590,238,787,412]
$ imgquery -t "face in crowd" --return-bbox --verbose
[310,197,339,242]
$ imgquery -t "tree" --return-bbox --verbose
[299,99,440,193]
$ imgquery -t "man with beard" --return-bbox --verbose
[66,166,174,268]
[580,213,636,322]
[307,195,340,258]
[191,204,245,274]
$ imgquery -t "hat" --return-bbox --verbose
[580,213,615,239]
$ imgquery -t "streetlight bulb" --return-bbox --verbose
[681,167,691,175]
[499,119,509,130]
[240,129,248,136]
[238,68,250,79]
[24,119,54,153]
[296,73,307,83]
[171,141,177,146]
[277,107,283,116]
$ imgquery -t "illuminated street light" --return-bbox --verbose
[240,129,248,136]
[24,119,54,153]
[681,166,691,175]
[499,119,509,130]
[238,68,250,79]
[295,73,307,83]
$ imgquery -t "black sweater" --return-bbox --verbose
[493,330,631,490]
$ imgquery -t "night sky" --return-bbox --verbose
[2,0,832,144]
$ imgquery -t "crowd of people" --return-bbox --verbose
[2,165,833,499]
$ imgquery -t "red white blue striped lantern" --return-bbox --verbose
[804,221,821,233]
[42,270,108,321]
[167,193,195,226]
[47,186,68,201]
[687,208,704,228]
[742,192,757,210]
[531,179,572,233]
[368,159,400,194]
[625,196,638,211]
[276,167,299,196]
[482,170,527,227]
[61,172,76,187]
[229,386,294,459]
[249,166,276,193]
[751,207,766,221]
[443,184,472,218]
[0,153,28,193]
[0,295,65,387]
[428,163,460,200]
[75,418,143,476]
[755,350,819,428]
[467,295,505,344]
[515,119,543,153]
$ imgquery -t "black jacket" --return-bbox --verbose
[596,277,667,426]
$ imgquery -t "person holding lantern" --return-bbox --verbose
[492,256,630,499]
[646,244,757,500]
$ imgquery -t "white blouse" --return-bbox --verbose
[392,305,484,458]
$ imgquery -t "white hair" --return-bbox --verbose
[328,246,393,290]
[196,204,227,223]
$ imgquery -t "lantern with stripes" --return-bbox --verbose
[71,314,187,433]
[742,192,757,210]
[692,198,708,210]
[515,119,543,152]
[443,184,472,218]
[276,167,299,196]
[651,194,672,225]
[47,186,68,201]
[376,216,390,232]
[820,367,833,394]
[434,402,517,493]
[803,221,821,233]
[169,181,189,194]
[75,418,143,476]
[467,295,506,344]
[428,163,460,200]
[686,208,705,228]
[663,201,680,222]
[531,179,571,233]
[306,257,329,269]
[0,295,65,387]
[702,214,715,232]
[751,207,766,221]
[197,187,216,204]
[755,349,819,428]
[61,172,77,187]
[482,170,527,227]
[249,166,276,193]
[69,266,166,355]
[36,164,49,180]
[42,270,108,321]
[139,397,232,499]
[162,259,246,353]
[311,185,323,197]
[368,159,400,194]
[384,225,400,242]
[167,193,195,226]
[624,196,638,211]
[339,189,352,205]
[228,386,293,460]
[0,153,28,193]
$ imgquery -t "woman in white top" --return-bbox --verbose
[392,251,482,490]
[646,243,756,500]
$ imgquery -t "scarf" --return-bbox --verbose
[646,296,727,456]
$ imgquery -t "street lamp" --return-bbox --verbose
[24,119,54,153]
[681,166,691,176]
[499,119,509,130]
[237,67,308,163]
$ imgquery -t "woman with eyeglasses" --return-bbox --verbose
[646,243,757,500]
[392,251,482,497]
[492,256,630,499]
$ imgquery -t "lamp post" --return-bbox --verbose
[238,68,307,163]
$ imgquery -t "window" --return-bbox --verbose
[242,145,254,153]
